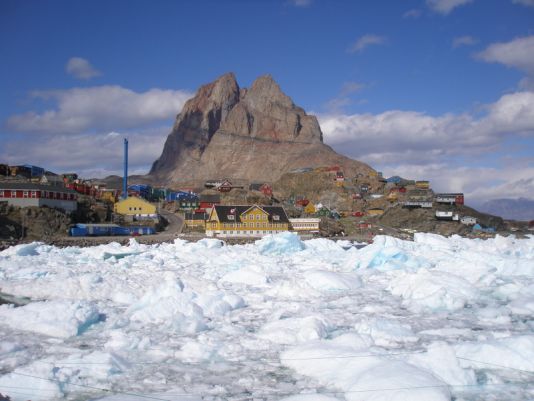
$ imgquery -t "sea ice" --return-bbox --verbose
[0,300,100,338]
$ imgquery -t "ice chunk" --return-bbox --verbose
[387,269,478,312]
[127,275,206,333]
[256,232,305,255]
[220,267,270,286]
[0,351,123,401]
[0,300,100,338]
[407,342,476,385]
[304,270,362,293]
[354,317,419,347]
[455,335,534,372]
[281,336,450,401]
[258,316,332,344]
[0,242,44,257]
[347,236,431,271]
[194,291,244,318]
[90,388,202,401]
[279,395,341,401]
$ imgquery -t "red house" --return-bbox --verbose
[0,183,78,212]
[199,194,221,210]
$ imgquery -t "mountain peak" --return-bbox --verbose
[150,73,373,184]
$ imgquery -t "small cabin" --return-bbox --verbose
[461,216,477,225]
[415,180,430,189]
[435,193,464,205]
[367,208,384,216]
[217,180,233,193]
[435,211,459,221]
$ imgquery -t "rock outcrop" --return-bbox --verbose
[150,72,374,185]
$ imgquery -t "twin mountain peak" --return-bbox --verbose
[150,72,374,185]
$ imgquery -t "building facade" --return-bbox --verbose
[0,183,78,212]
[206,205,289,238]
[114,197,157,216]
[289,218,320,232]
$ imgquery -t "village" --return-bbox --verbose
[3,149,530,245]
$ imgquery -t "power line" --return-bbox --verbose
[6,372,198,400]
[457,357,534,374]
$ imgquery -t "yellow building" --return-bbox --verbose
[114,196,157,216]
[184,212,207,228]
[206,204,289,238]
[304,203,316,215]
[100,190,118,204]
[415,180,430,189]
[367,208,385,216]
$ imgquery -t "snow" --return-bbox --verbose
[0,233,533,400]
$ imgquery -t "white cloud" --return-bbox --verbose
[288,0,312,7]
[381,163,534,204]
[403,9,422,18]
[512,0,534,7]
[6,85,193,134]
[318,90,534,201]
[426,0,473,15]
[324,82,367,113]
[66,57,101,80]
[452,35,478,48]
[340,81,365,95]
[476,35,534,75]
[0,128,169,178]
[348,34,387,53]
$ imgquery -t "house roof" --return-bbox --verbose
[200,194,221,203]
[0,182,77,194]
[213,205,289,224]
[185,212,207,220]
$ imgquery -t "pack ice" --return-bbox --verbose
[0,233,533,400]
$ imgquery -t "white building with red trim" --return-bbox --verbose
[0,183,78,212]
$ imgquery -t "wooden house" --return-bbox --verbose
[415,180,430,189]
[461,216,477,225]
[0,183,78,212]
[367,208,384,216]
[304,203,316,215]
[289,218,320,232]
[114,197,156,216]
[435,193,464,205]
[199,194,221,211]
[435,211,459,221]
[206,204,289,238]
[184,212,208,228]
[249,182,273,197]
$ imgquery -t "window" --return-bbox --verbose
[256,222,260,228]
[273,215,280,221]
[0,191,3,197]
[228,215,235,220]
[256,214,260,220]
[12,191,17,198]
[31,191,37,198]
[23,191,29,198]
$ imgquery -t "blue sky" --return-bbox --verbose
[1,0,533,204]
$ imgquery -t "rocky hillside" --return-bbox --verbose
[149,73,374,185]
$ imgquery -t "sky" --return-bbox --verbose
[1,0,533,205]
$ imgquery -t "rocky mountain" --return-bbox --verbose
[149,73,374,185]
[476,198,534,221]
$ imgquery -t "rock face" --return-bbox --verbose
[150,73,374,184]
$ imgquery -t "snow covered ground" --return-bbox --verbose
[0,232,533,401]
